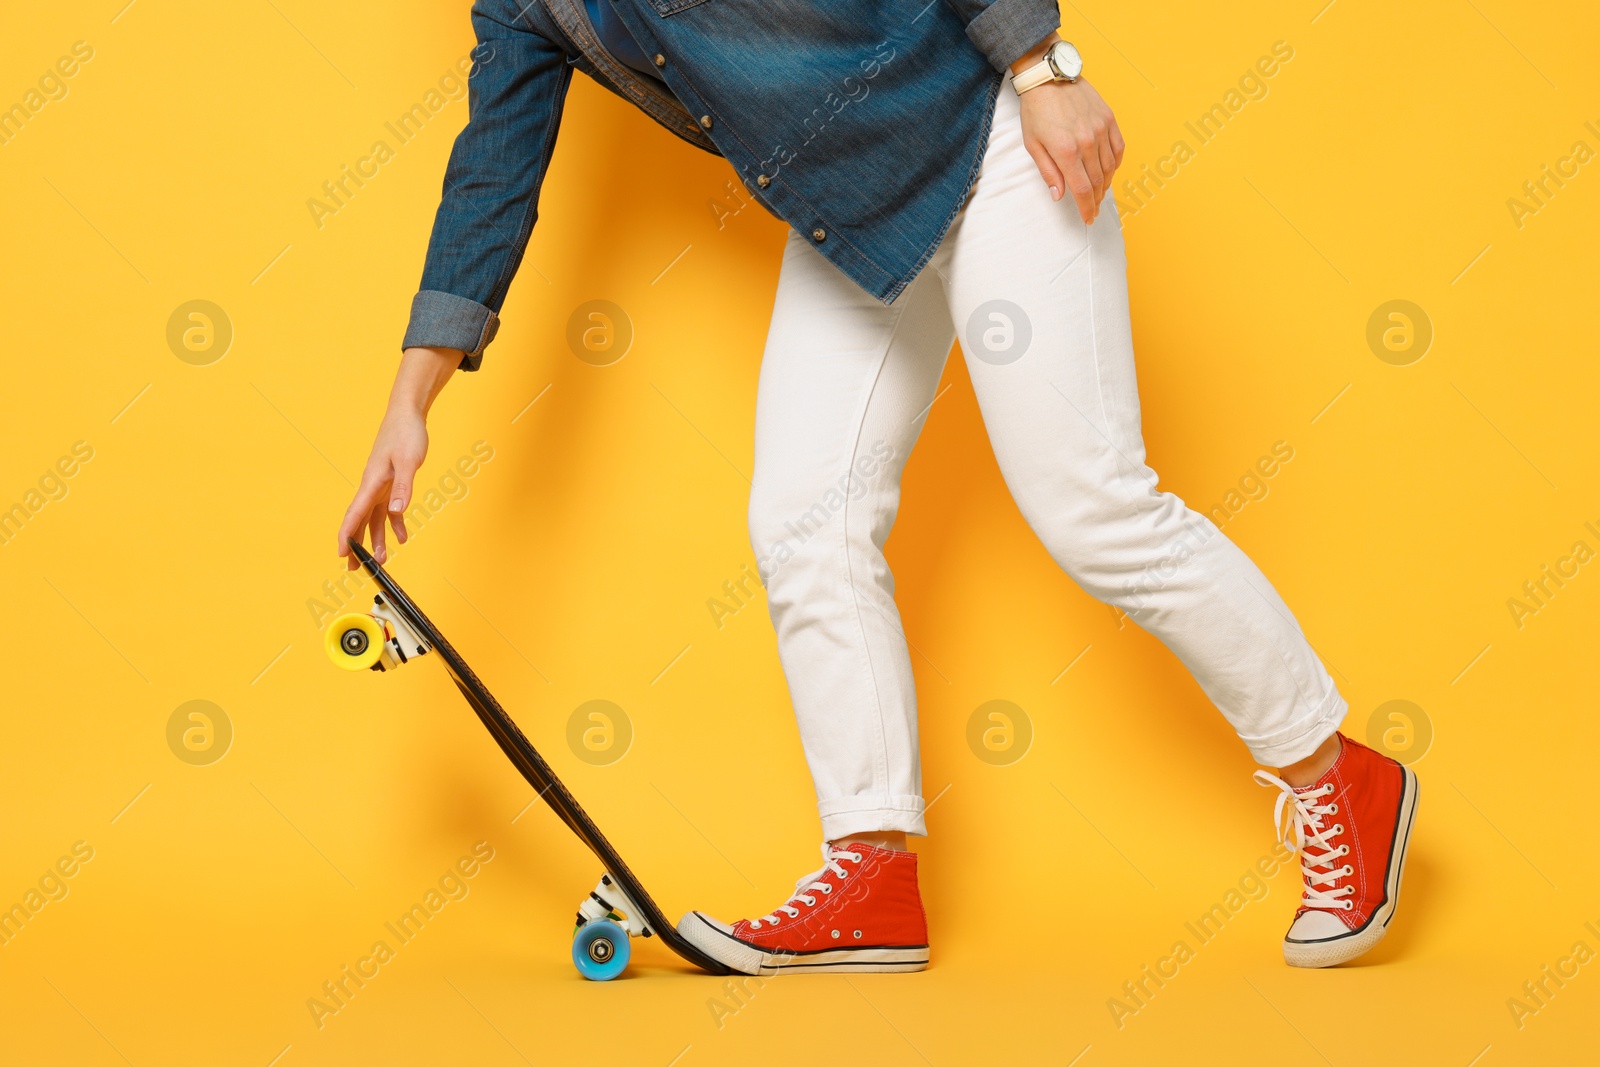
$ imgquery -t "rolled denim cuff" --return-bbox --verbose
[967,0,1061,72]
[401,289,500,372]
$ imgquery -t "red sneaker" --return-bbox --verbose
[1255,734,1420,967]
[677,843,929,974]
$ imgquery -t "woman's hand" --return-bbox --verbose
[336,346,460,568]
[1013,38,1125,224]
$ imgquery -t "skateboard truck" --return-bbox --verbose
[571,872,654,980]
[325,595,432,672]
[577,873,653,937]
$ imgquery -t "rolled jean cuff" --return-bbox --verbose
[966,0,1062,72]
[1242,689,1349,767]
[402,289,500,371]
[818,795,927,840]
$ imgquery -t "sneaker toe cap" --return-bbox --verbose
[678,910,735,935]
[1286,909,1352,942]
[677,911,763,975]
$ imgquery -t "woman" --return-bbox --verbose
[337,0,1417,975]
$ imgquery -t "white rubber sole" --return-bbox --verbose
[1283,765,1419,968]
[677,912,929,975]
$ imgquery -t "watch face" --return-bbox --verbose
[1049,42,1083,80]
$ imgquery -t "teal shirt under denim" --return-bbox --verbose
[405,0,1060,368]
[583,0,669,84]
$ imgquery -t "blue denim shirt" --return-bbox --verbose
[406,0,1060,368]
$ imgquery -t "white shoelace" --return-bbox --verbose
[1254,771,1356,912]
[747,844,862,929]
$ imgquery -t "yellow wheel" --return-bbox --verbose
[326,613,384,671]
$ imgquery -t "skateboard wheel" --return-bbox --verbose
[326,613,384,672]
[571,919,629,981]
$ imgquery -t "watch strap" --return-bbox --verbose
[1013,42,1081,95]
[1012,57,1057,95]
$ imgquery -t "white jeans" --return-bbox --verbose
[750,85,1347,840]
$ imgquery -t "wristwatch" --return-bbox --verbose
[1012,40,1083,94]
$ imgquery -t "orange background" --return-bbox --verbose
[2,1,1596,1063]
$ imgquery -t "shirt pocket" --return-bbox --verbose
[643,0,711,13]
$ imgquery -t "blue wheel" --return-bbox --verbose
[572,919,630,980]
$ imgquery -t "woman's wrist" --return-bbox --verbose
[388,346,461,416]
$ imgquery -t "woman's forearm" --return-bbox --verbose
[388,346,461,416]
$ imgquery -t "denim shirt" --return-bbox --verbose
[406,0,1060,368]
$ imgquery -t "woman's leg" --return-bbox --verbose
[748,229,956,842]
[940,85,1346,765]
[672,231,952,976]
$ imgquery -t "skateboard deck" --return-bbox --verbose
[330,540,732,979]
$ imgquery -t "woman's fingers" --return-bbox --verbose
[338,411,428,565]
[337,455,398,566]
[387,454,420,546]
[1025,136,1066,202]
[338,476,385,567]
[368,505,388,565]
[388,504,409,546]
[1075,134,1105,213]
[1097,126,1118,206]
[1055,143,1096,223]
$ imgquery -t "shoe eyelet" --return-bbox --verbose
[1343,901,1354,910]
[853,930,863,939]
[1328,803,1338,814]
[819,884,832,894]
[831,930,840,939]
[1333,824,1344,836]
[1342,865,1354,877]
[1340,845,1350,856]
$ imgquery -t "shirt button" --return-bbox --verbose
[653,53,666,67]
[811,227,826,242]
[756,174,771,188]
[699,114,713,129]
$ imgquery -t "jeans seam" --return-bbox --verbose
[1085,219,1120,474]
[839,290,914,823]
